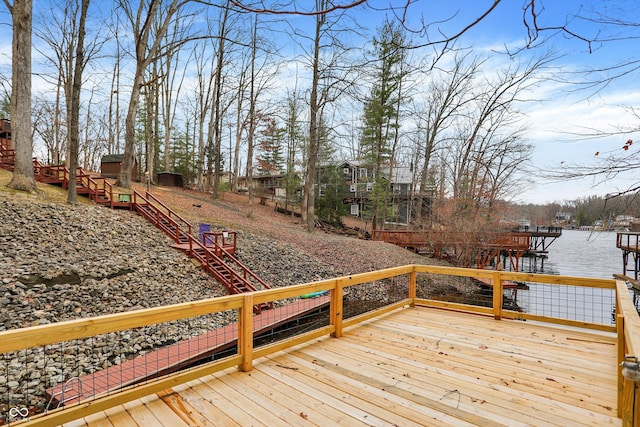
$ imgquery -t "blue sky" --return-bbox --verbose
[274,1,640,204]
[398,1,640,204]
[416,0,640,206]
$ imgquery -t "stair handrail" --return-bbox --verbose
[211,243,271,292]
[144,191,192,236]
[199,244,270,312]
[133,190,186,243]
[202,248,248,293]
[182,233,249,292]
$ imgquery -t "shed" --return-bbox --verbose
[101,154,138,180]
[156,171,184,187]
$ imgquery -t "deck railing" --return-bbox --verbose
[144,191,192,237]
[1,265,638,426]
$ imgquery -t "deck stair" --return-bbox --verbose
[132,190,272,313]
[0,118,272,309]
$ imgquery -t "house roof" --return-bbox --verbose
[101,154,125,163]
[382,166,414,184]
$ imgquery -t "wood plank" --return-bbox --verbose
[183,377,267,426]
[296,340,528,427]
[155,390,204,426]
[265,352,473,427]
[343,311,618,410]
[316,335,617,426]
[61,306,622,427]
[259,363,424,425]
[341,325,617,410]
[214,369,317,427]
[369,314,616,374]
[246,365,366,427]
[198,372,302,426]
[99,405,137,426]
[122,398,165,426]
[354,319,616,380]
[138,394,192,426]
[84,411,115,427]
[169,382,240,427]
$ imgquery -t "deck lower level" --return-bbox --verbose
[64,307,619,427]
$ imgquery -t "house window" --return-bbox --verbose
[366,182,373,192]
[359,168,367,179]
[319,184,327,196]
[351,204,359,216]
[343,167,350,175]
[350,184,357,193]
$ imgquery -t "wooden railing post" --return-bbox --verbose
[239,294,254,372]
[617,313,625,418]
[331,279,344,338]
[409,269,417,307]
[492,271,503,320]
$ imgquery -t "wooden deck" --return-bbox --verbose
[63,307,620,427]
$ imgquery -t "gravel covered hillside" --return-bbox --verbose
[0,181,456,331]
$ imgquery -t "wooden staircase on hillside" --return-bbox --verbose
[0,117,272,311]
[132,191,272,313]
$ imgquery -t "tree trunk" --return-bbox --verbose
[302,6,326,233]
[8,0,37,192]
[66,0,89,205]
[117,65,144,188]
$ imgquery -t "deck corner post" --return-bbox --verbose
[409,268,417,306]
[492,271,503,320]
[239,294,254,372]
[331,279,344,338]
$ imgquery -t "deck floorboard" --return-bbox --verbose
[65,307,621,427]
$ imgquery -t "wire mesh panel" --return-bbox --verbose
[511,281,616,326]
[343,275,408,320]
[416,272,498,309]
[0,309,238,424]
[253,295,331,349]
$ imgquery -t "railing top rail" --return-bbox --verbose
[145,191,192,229]
[0,294,244,354]
[617,280,640,356]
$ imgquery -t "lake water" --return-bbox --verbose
[528,229,622,278]
[515,229,623,325]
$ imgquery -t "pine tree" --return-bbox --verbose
[256,116,285,174]
[359,21,406,229]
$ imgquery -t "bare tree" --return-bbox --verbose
[158,8,192,177]
[300,0,357,232]
[300,3,325,231]
[411,52,480,225]
[107,11,123,154]
[4,0,36,192]
[444,54,552,228]
[245,15,258,217]
[32,96,66,165]
[66,0,90,204]
[115,0,195,188]
[35,0,103,203]
[206,0,231,198]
